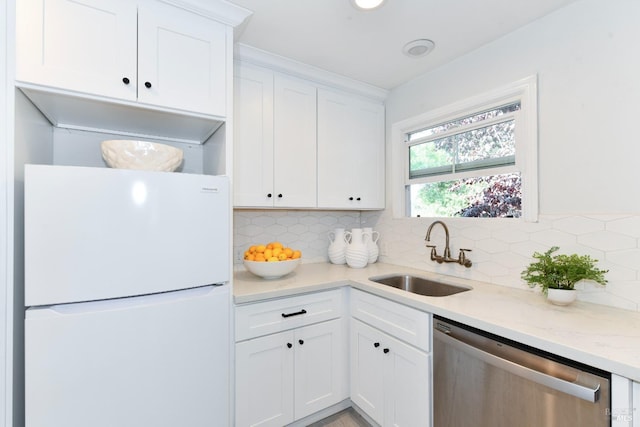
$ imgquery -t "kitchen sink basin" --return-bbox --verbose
[369,274,471,297]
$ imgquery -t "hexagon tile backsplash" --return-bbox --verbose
[234,209,640,312]
[234,210,361,264]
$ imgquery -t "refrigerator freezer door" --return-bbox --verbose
[25,285,230,427]
[25,165,230,305]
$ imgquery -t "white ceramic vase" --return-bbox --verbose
[546,288,577,306]
[363,227,380,264]
[345,228,368,268]
[328,228,348,265]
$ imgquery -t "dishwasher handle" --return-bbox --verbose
[434,328,601,403]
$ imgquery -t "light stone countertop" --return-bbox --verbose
[234,262,640,382]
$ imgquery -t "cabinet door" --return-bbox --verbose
[350,319,385,425]
[16,0,137,100]
[273,75,317,207]
[138,1,227,116]
[383,334,431,427]
[294,319,348,419]
[233,64,275,207]
[235,332,295,427]
[317,89,385,209]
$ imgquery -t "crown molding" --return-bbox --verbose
[158,0,252,29]
[234,43,388,102]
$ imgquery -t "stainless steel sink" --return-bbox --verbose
[369,274,471,297]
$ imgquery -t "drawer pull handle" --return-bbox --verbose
[383,348,390,354]
[281,309,307,318]
[298,339,304,345]
[287,343,293,349]
[374,342,380,348]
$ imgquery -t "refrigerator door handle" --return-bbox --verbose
[26,285,221,318]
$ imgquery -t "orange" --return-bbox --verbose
[283,248,293,258]
[248,245,257,253]
[264,248,273,259]
[255,245,266,253]
[292,250,302,259]
[278,253,288,261]
[245,253,255,261]
[267,256,279,262]
[254,253,266,262]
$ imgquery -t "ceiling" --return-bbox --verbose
[229,0,580,90]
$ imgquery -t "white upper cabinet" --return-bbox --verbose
[233,64,275,206]
[233,64,316,208]
[317,89,385,209]
[137,1,227,115]
[233,60,386,210]
[16,0,137,101]
[272,75,317,208]
[17,0,228,120]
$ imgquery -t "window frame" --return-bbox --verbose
[391,75,538,222]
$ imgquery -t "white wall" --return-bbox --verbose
[387,0,640,215]
[377,0,640,311]
[0,1,9,424]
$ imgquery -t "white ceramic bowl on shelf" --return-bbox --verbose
[244,259,301,279]
[101,140,184,172]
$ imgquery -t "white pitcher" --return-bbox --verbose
[363,227,380,264]
[345,228,368,268]
[328,228,348,264]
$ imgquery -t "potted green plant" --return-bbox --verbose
[521,246,608,305]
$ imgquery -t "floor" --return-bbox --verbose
[307,408,371,427]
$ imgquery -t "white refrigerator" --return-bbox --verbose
[24,165,231,427]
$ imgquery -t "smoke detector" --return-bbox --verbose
[403,39,436,58]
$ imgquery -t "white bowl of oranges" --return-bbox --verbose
[243,242,302,279]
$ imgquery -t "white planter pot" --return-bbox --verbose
[546,288,577,306]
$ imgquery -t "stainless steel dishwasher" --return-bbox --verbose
[433,316,611,427]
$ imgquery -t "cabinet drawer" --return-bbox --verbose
[350,289,431,352]
[235,288,344,341]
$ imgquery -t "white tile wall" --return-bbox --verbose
[234,210,361,264]
[234,209,640,312]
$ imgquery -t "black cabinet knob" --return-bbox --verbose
[298,339,304,345]
[356,197,361,201]
[287,343,293,349]
[144,81,152,88]
[267,193,272,198]
[122,77,130,85]
[349,197,354,201]
[374,342,380,348]
[277,194,283,198]
[383,348,390,354]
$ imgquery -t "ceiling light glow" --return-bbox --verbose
[351,0,385,10]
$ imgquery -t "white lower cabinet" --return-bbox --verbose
[235,288,431,427]
[351,319,431,427]
[235,290,348,427]
[611,374,640,427]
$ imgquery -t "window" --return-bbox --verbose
[391,76,538,221]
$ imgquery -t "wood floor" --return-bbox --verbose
[307,408,372,427]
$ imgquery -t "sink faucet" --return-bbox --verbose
[425,220,472,268]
